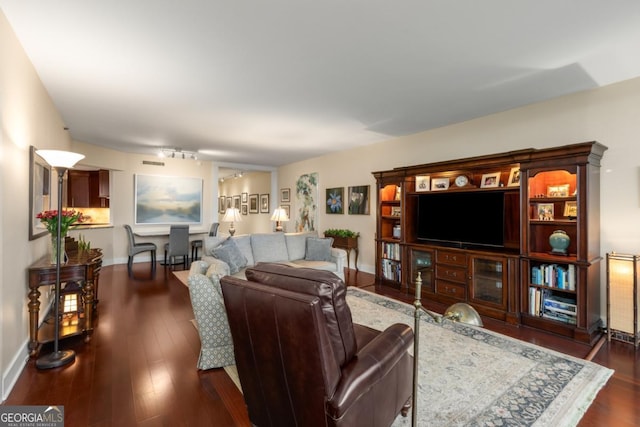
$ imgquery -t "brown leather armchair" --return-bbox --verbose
[221,263,413,427]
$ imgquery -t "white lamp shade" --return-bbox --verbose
[36,150,85,168]
[222,207,242,222]
[270,207,289,222]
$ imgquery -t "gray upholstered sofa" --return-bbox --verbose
[187,231,347,369]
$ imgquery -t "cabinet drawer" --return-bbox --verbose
[436,280,466,299]
[436,265,467,284]
[436,250,467,267]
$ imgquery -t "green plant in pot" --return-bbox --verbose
[324,229,360,239]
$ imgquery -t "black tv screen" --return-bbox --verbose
[416,191,505,248]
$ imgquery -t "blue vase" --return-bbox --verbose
[549,230,570,255]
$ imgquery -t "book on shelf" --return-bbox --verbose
[382,242,401,261]
[381,258,401,282]
[529,286,577,324]
[530,264,576,290]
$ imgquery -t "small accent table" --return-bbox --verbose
[331,236,359,271]
[27,248,103,357]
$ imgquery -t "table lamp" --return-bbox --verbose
[222,207,242,236]
[270,207,289,232]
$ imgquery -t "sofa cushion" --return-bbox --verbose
[250,233,289,263]
[204,235,227,256]
[212,238,247,274]
[305,237,334,262]
[232,234,255,266]
[245,263,357,367]
[284,231,317,260]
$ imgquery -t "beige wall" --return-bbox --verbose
[1,11,73,398]
[219,171,273,235]
[278,76,640,321]
[3,4,640,401]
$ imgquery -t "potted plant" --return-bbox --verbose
[324,229,360,247]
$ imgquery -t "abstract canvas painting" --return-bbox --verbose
[135,174,202,224]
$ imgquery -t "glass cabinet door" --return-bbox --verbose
[409,249,434,295]
[470,256,507,307]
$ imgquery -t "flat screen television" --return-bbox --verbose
[416,191,505,248]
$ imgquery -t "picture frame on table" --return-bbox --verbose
[415,175,430,192]
[507,167,521,187]
[480,172,501,188]
[547,184,570,198]
[431,177,449,191]
[563,201,577,218]
[537,203,554,221]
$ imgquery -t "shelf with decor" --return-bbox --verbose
[520,141,607,344]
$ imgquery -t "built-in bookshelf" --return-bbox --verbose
[373,141,607,343]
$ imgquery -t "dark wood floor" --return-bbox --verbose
[4,263,639,426]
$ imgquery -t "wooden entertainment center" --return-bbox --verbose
[373,141,607,344]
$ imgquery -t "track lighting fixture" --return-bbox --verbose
[158,147,197,160]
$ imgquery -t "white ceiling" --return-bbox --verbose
[3,1,640,167]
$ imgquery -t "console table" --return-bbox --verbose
[27,248,103,357]
[331,236,359,271]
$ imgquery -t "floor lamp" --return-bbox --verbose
[35,149,85,369]
[412,272,483,426]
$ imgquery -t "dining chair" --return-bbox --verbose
[164,225,190,269]
[124,224,157,274]
[190,222,220,261]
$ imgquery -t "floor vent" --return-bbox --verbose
[142,160,165,166]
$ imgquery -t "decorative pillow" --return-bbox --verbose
[206,261,230,280]
[232,235,255,266]
[204,236,227,256]
[251,233,289,263]
[305,237,333,262]
[212,238,248,274]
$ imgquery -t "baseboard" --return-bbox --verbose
[2,338,30,402]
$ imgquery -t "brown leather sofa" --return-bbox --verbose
[221,263,413,427]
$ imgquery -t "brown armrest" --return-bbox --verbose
[326,323,413,417]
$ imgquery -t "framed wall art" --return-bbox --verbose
[280,188,290,203]
[242,192,248,203]
[347,185,370,215]
[326,187,344,214]
[260,194,270,213]
[29,146,52,240]
[233,195,240,209]
[241,204,248,215]
[134,174,202,224]
[249,194,259,213]
[295,172,318,231]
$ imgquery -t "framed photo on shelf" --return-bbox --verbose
[507,167,521,187]
[249,194,259,213]
[280,188,290,203]
[391,207,402,217]
[480,172,501,188]
[260,194,270,213]
[563,201,577,218]
[415,175,430,192]
[537,203,554,221]
[547,184,570,197]
[431,177,449,191]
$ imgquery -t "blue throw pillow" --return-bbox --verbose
[212,237,247,274]
[305,237,333,262]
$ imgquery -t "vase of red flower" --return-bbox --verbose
[37,209,85,264]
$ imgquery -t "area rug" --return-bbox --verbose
[347,287,613,427]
